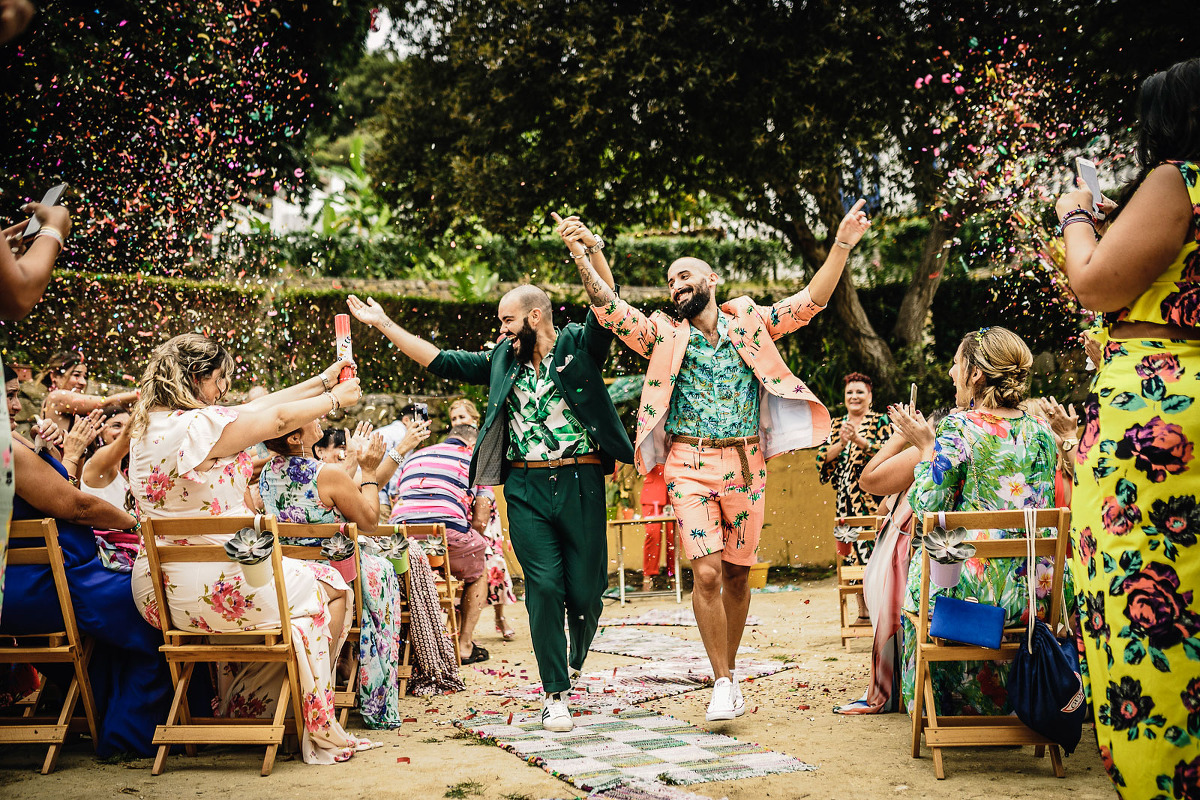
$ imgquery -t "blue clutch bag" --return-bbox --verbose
[929,596,1005,649]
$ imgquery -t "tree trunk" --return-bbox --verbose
[892,213,954,352]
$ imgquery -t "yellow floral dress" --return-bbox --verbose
[128,407,364,764]
[1072,160,1200,795]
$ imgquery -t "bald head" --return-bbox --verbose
[667,257,713,279]
[499,284,552,317]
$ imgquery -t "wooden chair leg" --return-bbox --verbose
[262,675,293,777]
[909,661,926,759]
[153,662,194,776]
[42,660,88,774]
[1035,744,1045,757]
[74,638,101,748]
[922,674,944,779]
[1049,745,1065,778]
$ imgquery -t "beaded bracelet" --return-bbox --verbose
[1054,207,1095,237]
[35,227,66,249]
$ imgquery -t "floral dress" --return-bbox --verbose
[901,410,1065,716]
[128,408,363,764]
[481,498,517,607]
[817,410,892,564]
[259,454,405,729]
[1071,160,1200,795]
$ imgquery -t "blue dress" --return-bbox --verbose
[1,446,173,757]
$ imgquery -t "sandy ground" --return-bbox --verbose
[0,576,1117,800]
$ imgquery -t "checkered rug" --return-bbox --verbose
[489,657,795,712]
[454,708,815,793]
[589,627,756,661]
[601,608,761,627]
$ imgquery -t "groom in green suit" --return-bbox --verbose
[347,259,633,732]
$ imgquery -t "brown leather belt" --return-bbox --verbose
[669,435,760,486]
[511,454,602,469]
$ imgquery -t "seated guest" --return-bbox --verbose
[259,422,406,728]
[79,402,139,571]
[37,350,137,433]
[449,398,518,641]
[889,327,1064,718]
[377,409,433,520]
[388,425,492,664]
[2,364,171,757]
[834,406,950,716]
[127,333,370,764]
[312,426,347,464]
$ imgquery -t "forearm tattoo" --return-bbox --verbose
[578,262,616,307]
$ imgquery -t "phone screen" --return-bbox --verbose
[23,183,68,239]
[1074,158,1103,218]
[414,403,430,423]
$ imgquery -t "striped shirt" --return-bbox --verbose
[386,439,494,533]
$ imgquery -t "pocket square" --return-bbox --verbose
[556,354,574,372]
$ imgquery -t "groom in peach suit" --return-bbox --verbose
[556,201,871,721]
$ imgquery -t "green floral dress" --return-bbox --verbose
[902,410,1064,716]
[259,455,405,729]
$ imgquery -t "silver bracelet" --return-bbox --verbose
[583,238,605,255]
[35,228,65,249]
[387,449,402,466]
[834,239,853,250]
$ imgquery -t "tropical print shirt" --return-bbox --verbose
[665,311,759,439]
[505,350,595,460]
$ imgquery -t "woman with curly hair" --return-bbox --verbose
[127,333,372,764]
[1050,57,1200,794]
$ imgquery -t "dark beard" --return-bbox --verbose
[674,284,712,320]
[512,318,538,363]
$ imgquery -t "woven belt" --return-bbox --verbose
[669,435,760,487]
[510,454,602,469]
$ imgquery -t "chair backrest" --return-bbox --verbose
[276,521,362,632]
[917,507,1071,636]
[141,515,291,645]
[838,515,881,543]
[5,519,79,646]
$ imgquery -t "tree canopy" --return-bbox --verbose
[371,0,1194,389]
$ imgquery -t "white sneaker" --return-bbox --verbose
[731,671,746,717]
[541,692,573,732]
[706,677,738,722]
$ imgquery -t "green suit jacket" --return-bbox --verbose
[428,309,636,486]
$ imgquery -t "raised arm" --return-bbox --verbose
[805,198,872,307]
[82,417,133,488]
[243,359,348,413]
[0,202,71,320]
[45,387,138,418]
[206,378,363,460]
[347,294,441,367]
[318,432,387,532]
[554,214,660,359]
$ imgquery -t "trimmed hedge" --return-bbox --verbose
[0,267,1088,411]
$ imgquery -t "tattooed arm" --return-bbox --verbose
[552,213,618,305]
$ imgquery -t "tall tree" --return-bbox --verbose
[374,0,1192,390]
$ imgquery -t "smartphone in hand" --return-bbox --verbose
[909,383,918,413]
[22,183,68,239]
[413,402,430,423]
[1074,157,1105,220]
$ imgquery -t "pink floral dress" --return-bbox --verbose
[128,407,363,764]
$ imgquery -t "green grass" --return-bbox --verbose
[449,729,492,746]
[500,794,534,800]
[656,772,683,785]
[444,781,484,799]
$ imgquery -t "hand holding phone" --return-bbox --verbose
[1074,158,1105,220]
[23,183,68,240]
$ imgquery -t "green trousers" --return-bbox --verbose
[504,462,608,694]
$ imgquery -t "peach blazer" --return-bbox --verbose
[593,290,832,475]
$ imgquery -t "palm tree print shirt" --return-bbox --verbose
[664,312,760,439]
[505,351,596,460]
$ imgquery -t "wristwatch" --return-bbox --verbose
[1060,437,1079,452]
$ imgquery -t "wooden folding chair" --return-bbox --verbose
[359,528,415,697]
[835,515,880,648]
[907,507,1072,779]
[142,515,303,777]
[396,523,460,641]
[277,522,360,728]
[0,519,100,774]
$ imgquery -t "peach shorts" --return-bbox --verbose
[664,438,766,566]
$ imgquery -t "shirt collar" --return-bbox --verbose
[689,312,731,345]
